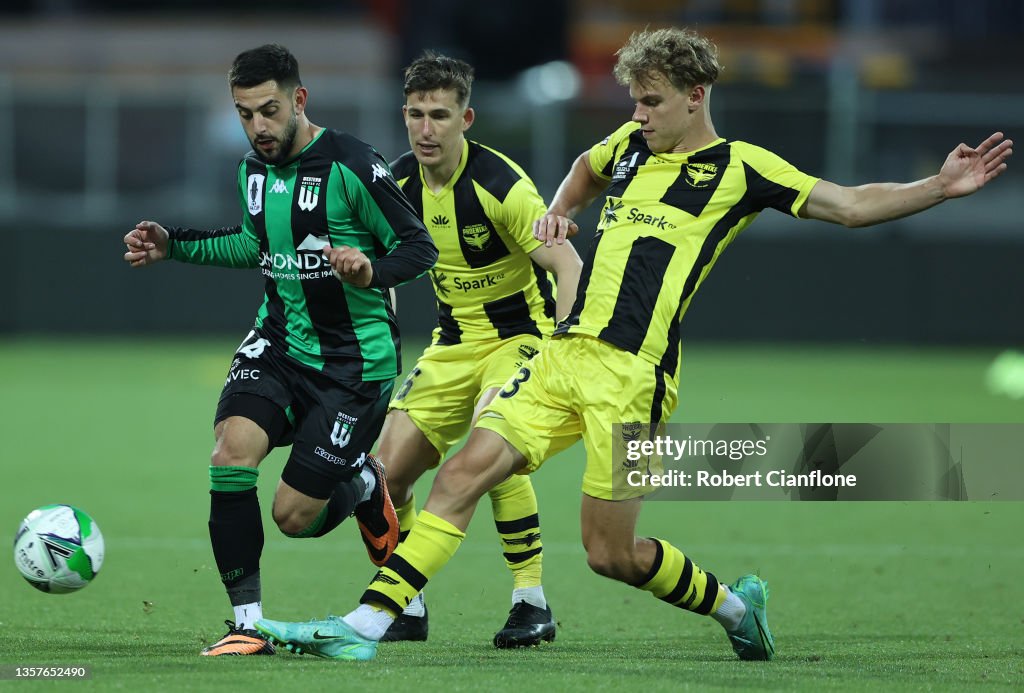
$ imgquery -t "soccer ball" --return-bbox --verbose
[13,505,105,594]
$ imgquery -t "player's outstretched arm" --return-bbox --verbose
[533,151,606,246]
[123,220,170,268]
[802,132,1013,228]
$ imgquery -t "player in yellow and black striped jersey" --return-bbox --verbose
[371,53,582,647]
[253,29,1011,663]
[557,120,818,380]
[391,139,561,345]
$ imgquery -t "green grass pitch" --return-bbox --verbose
[0,339,1021,691]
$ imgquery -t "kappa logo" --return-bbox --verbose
[270,179,289,194]
[247,174,265,215]
[461,223,491,251]
[330,412,358,449]
[430,214,450,226]
[297,176,321,211]
[685,162,718,188]
[371,163,390,183]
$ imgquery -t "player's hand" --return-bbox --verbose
[124,220,169,267]
[938,131,1013,199]
[324,245,374,287]
[533,213,579,247]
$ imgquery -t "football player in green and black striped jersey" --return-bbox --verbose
[374,53,582,647]
[123,44,437,656]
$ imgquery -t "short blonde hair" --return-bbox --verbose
[613,27,721,91]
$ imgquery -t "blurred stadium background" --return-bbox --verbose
[1,0,1022,346]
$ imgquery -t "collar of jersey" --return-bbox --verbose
[419,138,470,197]
[651,136,726,161]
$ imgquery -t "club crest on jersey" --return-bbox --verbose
[685,162,718,188]
[247,174,265,215]
[461,224,492,251]
[298,176,321,211]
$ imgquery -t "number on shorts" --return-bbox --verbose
[499,366,531,399]
[394,367,421,401]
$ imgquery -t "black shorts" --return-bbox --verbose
[215,329,392,496]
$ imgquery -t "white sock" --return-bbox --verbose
[512,585,547,610]
[710,587,746,631]
[402,592,426,617]
[233,601,263,631]
[343,603,395,641]
[358,463,376,504]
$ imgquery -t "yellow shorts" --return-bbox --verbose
[390,334,544,459]
[477,335,678,500]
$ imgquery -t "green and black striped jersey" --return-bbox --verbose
[391,140,556,345]
[557,121,819,378]
[167,129,437,382]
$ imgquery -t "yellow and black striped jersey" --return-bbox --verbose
[555,121,819,377]
[391,140,556,345]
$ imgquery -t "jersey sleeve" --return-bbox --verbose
[336,149,438,289]
[588,122,642,181]
[495,175,548,255]
[735,142,820,218]
[166,224,260,268]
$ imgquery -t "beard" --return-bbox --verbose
[253,113,299,165]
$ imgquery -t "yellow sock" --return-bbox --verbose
[634,538,726,615]
[489,473,543,589]
[360,510,465,615]
[395,495,418,542]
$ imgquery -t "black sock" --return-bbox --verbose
[209,488,264,597]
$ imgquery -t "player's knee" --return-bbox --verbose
[271,505,309,536]
[210,438,257,468]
